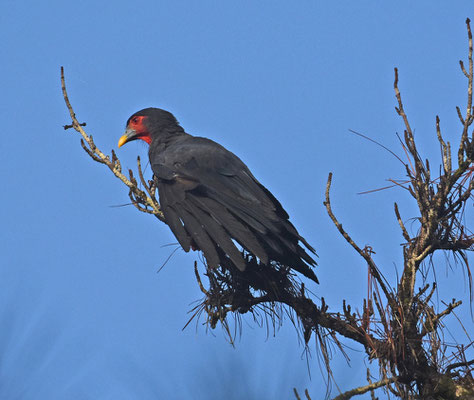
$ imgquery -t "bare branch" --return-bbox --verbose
[446,358,474,373]
[394,202,410,242]
[324,173,396,309]
[394,68,414,138]
[459,18,474,164]
[331,377,396,400]
[61,66,165,221]
[420,299,462,337]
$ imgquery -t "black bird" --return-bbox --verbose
[118,108,318,283]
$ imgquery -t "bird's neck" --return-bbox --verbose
[149,129,189,151]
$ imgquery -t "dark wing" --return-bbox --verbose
[151,136,318,283]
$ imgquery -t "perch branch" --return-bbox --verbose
[60,67,165,221]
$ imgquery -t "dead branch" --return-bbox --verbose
[446,358,474,374]
[331,377,396,400]
[324,173,396,310]
[293,388,312,400]
[61,66,164,221]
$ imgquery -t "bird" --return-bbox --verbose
[118,108,318,283]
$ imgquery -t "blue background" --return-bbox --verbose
[1,2,473,399]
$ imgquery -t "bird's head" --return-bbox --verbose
[118,107,183,147]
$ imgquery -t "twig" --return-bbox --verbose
[394,68,414,140]
[60,66,165,221]
[420,299,462,336]
[293,388,301,400]
[394,202,410,242]
[64,122,86,130]
[331,377,396,400]
[446,358,474,373]
[324,173,396,309]
[194,262,208,295]
[459,18,474,164]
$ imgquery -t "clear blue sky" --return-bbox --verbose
[1,1,472,399]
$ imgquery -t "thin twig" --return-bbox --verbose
[459,18,473,164]
[446,358,474,373]
[394,202,411,242]
[324,173,396,309]
[331,377,396,400]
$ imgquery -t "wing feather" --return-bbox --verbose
[151,135,317,282]
[184,198,246,271]
[176,206,220,268]
[189,194,269,264]
[158,184,191,251]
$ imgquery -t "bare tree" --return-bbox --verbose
[61,19,474,399]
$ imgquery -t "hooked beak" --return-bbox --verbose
[118,127,137,148]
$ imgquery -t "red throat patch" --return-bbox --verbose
[128,115,151,144]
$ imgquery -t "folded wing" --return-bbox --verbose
[151,137,318,283]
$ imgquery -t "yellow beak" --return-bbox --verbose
[118,135,129,148]
[118,127,137,148]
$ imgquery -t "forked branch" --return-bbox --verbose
[60,67,164,221]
